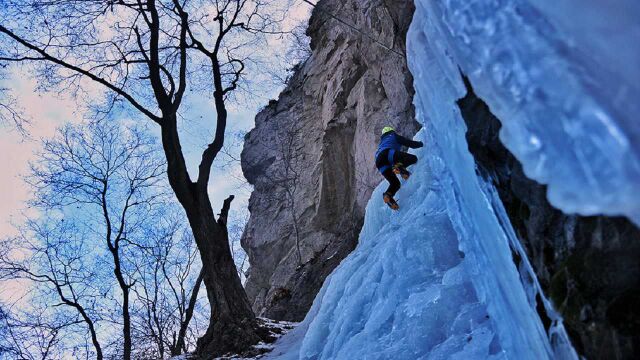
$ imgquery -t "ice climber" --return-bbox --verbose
[375,126,423,210]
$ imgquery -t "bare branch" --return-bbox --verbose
[0,25,161,122]
[218,194,235,227]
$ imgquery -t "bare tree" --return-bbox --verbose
[0,303,83,360]
[215,131,255,282]
[227,209,250,282]
[0,221,107,360]
[0,120,213,359]
[287,22,312,64]
[1,212,207,360]
[129,213,207,358]
[28,121,166,359]
[267,17,312,85]
[0,0,292,354]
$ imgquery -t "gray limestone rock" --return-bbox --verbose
[240,0,418,321]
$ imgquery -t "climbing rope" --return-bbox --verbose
[300,0,406,58]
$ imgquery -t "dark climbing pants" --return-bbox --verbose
[381,168,401,197]
[376,149,418,197]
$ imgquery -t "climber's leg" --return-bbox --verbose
[376,149,402,210]
[381,168,401,210]
[394,151,418,168]
[393,164,412,180]
[391,152,417,180]
[383,192,399,210]
[382,168,401,196]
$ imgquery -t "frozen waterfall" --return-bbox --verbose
[411,0,640,224]
[263,0,640,358]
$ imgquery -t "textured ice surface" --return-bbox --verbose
[265,129,576,358]
[413,0,640,224]
[265,117,576,359]
[266,136,508,359]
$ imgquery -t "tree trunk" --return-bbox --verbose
[188,205,260,357]
[160,118,259,357]
[111,248,132,360]
[122,290,132,360]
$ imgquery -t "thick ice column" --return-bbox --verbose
[406,0,589,357]
[406,6,571,359]
[412,0,640,224]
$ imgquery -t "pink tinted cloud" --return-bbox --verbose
[0,73,80,237]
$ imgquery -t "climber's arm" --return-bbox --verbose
[396,134,424,149]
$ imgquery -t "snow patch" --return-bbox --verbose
[173,318,298,360]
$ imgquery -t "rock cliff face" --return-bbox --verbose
[240,0,418,321]
[458,76,640,358]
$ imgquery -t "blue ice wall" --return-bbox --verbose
[413,0,640,224]
[266,123,575,358]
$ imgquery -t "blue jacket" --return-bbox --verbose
[375,131,422,172]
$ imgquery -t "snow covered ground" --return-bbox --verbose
[170,318,297,360]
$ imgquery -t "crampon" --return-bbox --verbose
[393,163,411,180]
[383,192,399,210]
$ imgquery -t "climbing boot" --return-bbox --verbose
[383,192,399,210]
[393,163,411,180]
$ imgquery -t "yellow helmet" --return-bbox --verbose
[381,126,395,135]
